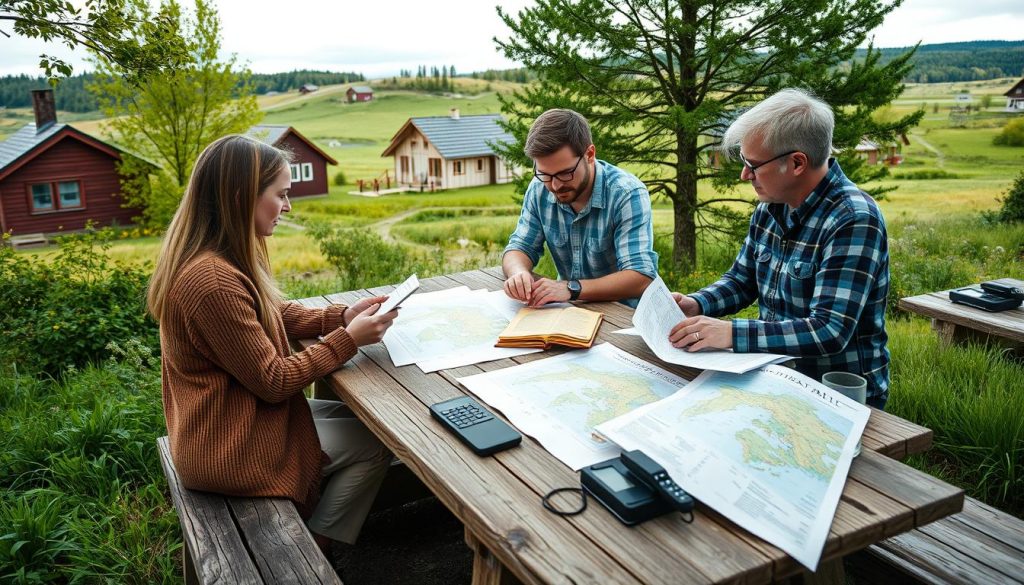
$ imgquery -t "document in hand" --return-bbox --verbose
[378,274,419,315]
[634,276,792,373]
[495,306,603,349]
[596,365,871,571]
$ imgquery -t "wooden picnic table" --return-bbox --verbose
[899,279,1024,349]
[295,267,963,585]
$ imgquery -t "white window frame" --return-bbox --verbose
[289,164,301,182]
[301,162,314,182]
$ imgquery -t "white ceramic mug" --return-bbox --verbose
[822,371,867,457]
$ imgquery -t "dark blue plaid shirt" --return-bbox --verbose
[689,160,890,403]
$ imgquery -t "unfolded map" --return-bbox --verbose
[597,365,870,571]
[457,343,688,469]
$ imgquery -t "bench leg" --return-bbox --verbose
[183,543,200,585]
[464,527,520,585]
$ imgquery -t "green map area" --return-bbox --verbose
[401,306,506,348]
[683,386,844,481]
[517,362,676,432]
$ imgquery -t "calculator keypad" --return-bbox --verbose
[440,403,494,429]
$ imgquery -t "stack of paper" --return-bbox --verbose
[495,306,603,349]
[382,286,541,372]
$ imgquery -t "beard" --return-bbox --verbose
[553,160,591,205]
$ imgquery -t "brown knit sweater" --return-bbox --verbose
[160,252,358,516]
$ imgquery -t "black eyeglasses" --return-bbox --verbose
[534,156,583,183]
[738,150,798,175]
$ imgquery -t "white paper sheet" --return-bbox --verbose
[633,276,791,373]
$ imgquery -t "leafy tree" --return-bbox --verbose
[0,0,186,80]
[993,118,1024,147]
[995,171,1024,223]
[88,0,262,228]
[495,0,922,269]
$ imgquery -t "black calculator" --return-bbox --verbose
[429,396,522,456]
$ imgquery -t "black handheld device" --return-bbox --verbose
[429,396,522,456]
[619,450,695,513]
[979,279,1024,301]
[578,450,695,526]
[949,286,1022,313]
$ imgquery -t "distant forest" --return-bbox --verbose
[854,40,1024,83]
[1,41,1022,113]
[0,70,365,113]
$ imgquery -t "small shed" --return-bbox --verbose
[299,84,319,95]
[0,89,145,236]
[854,134,909,166]
[1004,76,1024,112]
[247,125,338,197]
[346,86,374,103]
[381,109,518,190]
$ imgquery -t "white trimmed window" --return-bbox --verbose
[289,164,301,182]
[301,162,313,182]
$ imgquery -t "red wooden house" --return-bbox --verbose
[0,90,144,237]
[346,86,374,103]
[247,125,338,197]
[1005,76,1024,112]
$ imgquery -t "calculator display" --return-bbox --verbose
[593,466,636,492]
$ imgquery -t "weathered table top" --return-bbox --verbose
[899,279,1024,344]
[296,267,963,584]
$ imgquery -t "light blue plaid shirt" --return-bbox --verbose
[504,160,658,307]
[689,160,890,404]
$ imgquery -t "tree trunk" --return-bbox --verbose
[671,0,699,272]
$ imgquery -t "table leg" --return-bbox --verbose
[778,557,845,585]
[932,319,1024,355]
[464,526,521,585]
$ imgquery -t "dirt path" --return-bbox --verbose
[911,132,946,168]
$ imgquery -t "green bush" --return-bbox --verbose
[992,118,1024,147]
[0,227,158,375]
[891,169,962,180]
[308,225,427,291]
[993,170,1024,223]
[0,339,179,583]
[333,170,347,186]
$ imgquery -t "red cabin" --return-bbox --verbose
[0,89,144,236]
[247,125,338,197]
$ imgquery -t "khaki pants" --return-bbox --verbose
[306,399,392,544]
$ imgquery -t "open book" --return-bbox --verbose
[495,306,603,349]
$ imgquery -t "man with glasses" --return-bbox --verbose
[503,109,658,307]
[667,89,892,409]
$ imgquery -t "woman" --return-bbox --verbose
[148,134,397,550]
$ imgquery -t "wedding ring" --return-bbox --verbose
[694,331,700,342]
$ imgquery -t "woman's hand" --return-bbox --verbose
[345,303,399,346]
[344,295,389,326]
[669,315,733,351]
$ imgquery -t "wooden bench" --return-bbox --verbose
[157,436,342,585]
[851,495,1024,584]
[8,233,48,250]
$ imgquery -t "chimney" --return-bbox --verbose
[449,108,460,120]
[31,89,57,132]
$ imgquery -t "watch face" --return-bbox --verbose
[568,280,582,292]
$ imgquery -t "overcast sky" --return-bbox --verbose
[2,0,1022,78]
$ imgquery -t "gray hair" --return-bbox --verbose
[524,109,593,159]
[721,88,834,168]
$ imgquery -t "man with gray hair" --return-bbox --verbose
[668,89,891,408]
[503,108,658,307]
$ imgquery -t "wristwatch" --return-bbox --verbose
[567,279,582,301]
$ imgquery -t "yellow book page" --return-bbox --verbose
[499,306,601,340]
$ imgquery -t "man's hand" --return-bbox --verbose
[671,292,701,317]
[504,271,535,303]
[344,295,389,326]
[528,277,572,307]
[669,315,732,351]
[345,303,399,346]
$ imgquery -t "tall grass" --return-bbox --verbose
[887,318,1024,515]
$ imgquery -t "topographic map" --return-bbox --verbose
[598,365,870,571]
[458,343,688,469]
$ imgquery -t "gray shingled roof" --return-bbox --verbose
[350,85,373,93]
[0,123,65,173]
[411,114,513,159]
[247,125,290,145]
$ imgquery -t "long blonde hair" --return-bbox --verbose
[148,134,291,334]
